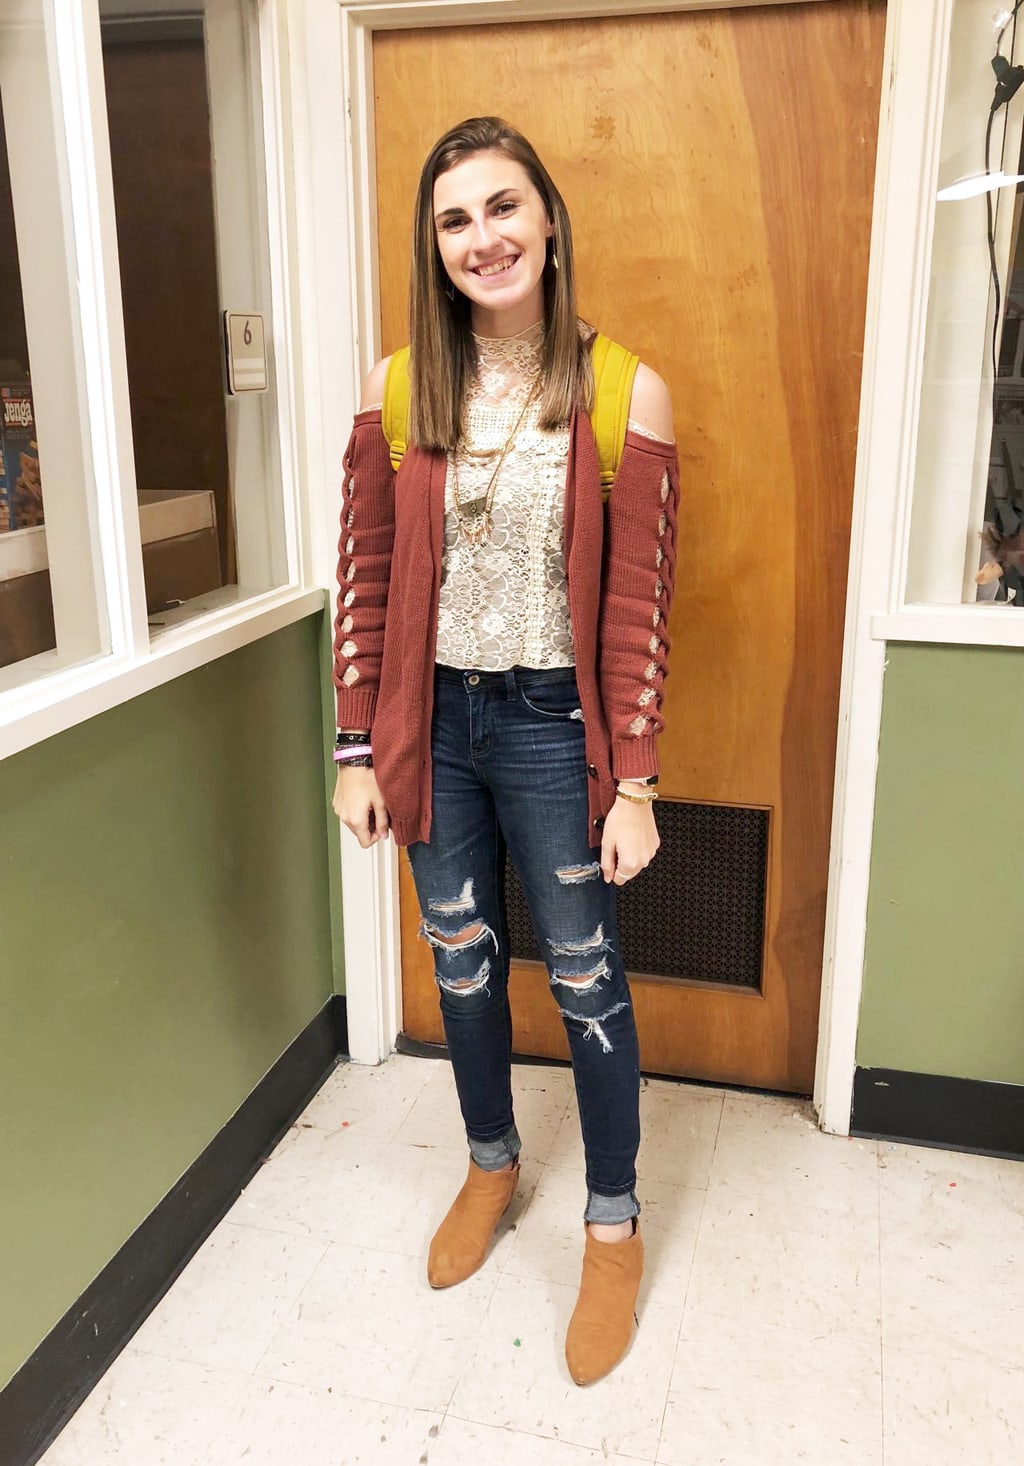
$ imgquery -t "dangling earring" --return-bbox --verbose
[552,249,559,272]
[445,280,456,301]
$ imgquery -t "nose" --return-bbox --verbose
[470,214,498,252]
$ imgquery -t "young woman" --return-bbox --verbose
[332,117,678,1385]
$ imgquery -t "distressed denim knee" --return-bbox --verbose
[547,920,633,1056]
[421,880,500,1008]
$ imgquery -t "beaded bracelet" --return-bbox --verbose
[335,754,373,768]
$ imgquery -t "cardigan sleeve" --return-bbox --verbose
[598,432,680,781]
[332,411,396,730]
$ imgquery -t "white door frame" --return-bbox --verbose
[287,0,950,1136]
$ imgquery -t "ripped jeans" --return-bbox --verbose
[406,664,641,1226]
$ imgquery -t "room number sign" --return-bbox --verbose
[224,312,268,394]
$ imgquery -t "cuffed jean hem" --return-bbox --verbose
[467,1123,521,1172]
[584,1188,641,1225]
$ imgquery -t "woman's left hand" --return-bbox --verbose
[600,796,660,884]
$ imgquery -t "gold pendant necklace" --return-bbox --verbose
[451,378,540,546]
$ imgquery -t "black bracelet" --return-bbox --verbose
[335,754,373,768]
[336,730,371,747]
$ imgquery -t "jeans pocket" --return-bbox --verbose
[519,675,584,721]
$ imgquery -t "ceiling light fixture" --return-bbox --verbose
[937,169,1024,199]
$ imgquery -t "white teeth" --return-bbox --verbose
[475,257,517,277]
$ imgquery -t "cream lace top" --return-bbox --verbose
[436,321,572,670]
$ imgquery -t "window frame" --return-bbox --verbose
[0,0,323,763]
[869,0,1024,647]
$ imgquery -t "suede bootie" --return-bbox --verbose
[565,1221,644,1385]
[427,1158,519,1289]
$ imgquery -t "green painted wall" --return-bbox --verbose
[0,615,337,1389]
[858,642,1024,1085]
[319,612,346,995]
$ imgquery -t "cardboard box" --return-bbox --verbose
[0,384,42,532]
[137,489,222,613]
[0,568,55,668]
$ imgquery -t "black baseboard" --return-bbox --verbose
[851,1065,1024,1161]
[0,993,348,1466]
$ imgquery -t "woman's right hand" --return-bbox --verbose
[333,766,390,847]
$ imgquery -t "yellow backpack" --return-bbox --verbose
[382,333,639,501]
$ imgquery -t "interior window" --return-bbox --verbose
[0,0,108,683]
[99,0,286,631]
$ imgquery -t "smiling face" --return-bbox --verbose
[432,150,554,336]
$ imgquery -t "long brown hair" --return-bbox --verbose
[408,116,593,452]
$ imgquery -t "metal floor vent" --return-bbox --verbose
[506,800,770,989]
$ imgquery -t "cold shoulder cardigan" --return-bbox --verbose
[333,406,680,848]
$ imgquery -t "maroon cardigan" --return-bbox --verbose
[333,406,680,847]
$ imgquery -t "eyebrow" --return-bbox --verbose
[434,187,522,223]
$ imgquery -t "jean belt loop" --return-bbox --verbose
[504,668,517,700]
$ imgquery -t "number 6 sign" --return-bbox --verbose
[224,312,268,394]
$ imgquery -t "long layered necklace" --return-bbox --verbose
[450,375,541,547]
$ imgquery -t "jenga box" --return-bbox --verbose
[0,385,42,531]
[0,394,13,534]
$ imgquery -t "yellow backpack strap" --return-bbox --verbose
[385,337,637,487]
[382,346,411,472]
[590,333,640,500]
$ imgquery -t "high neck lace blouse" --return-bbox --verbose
[435,320,574,670]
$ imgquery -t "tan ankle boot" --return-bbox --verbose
[565,1221,644,1385]
[427,1158,519,1289]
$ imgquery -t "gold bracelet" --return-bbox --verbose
[615,788,659,805]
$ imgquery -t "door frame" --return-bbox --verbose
[290,0,947,1135]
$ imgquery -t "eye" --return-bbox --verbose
[439,215,468,233]
[494,200,518,216]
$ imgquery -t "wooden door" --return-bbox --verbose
[375,2,886,1094]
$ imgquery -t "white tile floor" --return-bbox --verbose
[40,1054,1024,1466]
